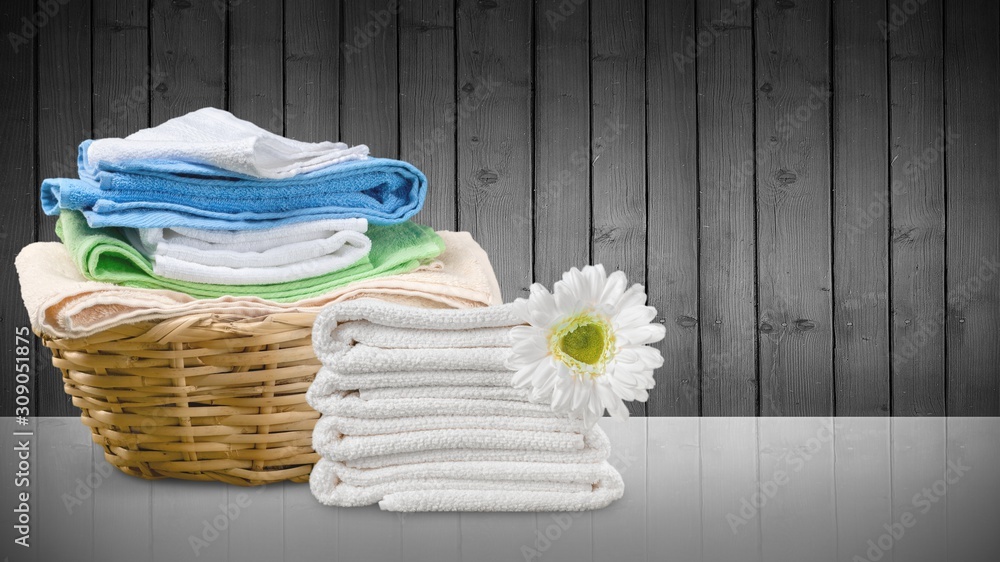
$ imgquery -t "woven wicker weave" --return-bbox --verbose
[41,312,322,486]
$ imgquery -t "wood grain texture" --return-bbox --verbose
[92,0,149,139]
[833,418,891,561]
[399,0,456,231]
[284,0,340,142]
[0,0,36,418]
[832,0,890,416]
[533,0,589,288]
[755,0,833,416]
[646,0,700,417]
[647,418,701,561]
[944,0,1000,415]
[36,0,91,416]
[455,0,532,300]
[593,420,647,561]
[889,0,946,416]
[149,0,226,125]
[590,0,646,416]
[891,417,947,562]
[228,0,283,133]
[699,418,760,562]
[341,0,399,157]
[696,0,756,417]
[758,418,837,562]
[947,418,1000,562]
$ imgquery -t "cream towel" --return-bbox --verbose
[16,231,502,338]
[86,107,369,179]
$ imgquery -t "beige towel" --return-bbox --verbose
[16,231,502,339]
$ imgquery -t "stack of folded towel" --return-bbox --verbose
[35,107,443,301]
[18,108,506,339]
[306,299,625,512]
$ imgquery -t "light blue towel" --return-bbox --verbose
[41,140,427,230]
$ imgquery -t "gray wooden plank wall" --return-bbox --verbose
[1,0,998,417]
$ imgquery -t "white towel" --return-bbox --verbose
[306,391,559,419]
[358,386,530,402]
[342,425,612,469]
[313,299,521,360]
[124,220,372,285]
[318,412,583,437]
[314,426,586,462]
[87,107,369,179]
[310,366,514,393]
[307,299,626,512]
[309,458,622,510]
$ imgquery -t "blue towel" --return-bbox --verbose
[41,140,427,230]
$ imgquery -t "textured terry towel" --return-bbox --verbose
[85,107,369,179]
[342,425,613,469]
[56,210,444,302]
[310,457,624,510]
[41,142,426,229]
[123,219,372,285]
[15,231,502,338]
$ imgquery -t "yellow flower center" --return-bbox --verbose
[549,311,615,378]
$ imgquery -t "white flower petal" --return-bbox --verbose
[614,305,658,330]
[614,284,647,312]
[617,323,667,345]
[599,271,628,311]
[510,298,532,323]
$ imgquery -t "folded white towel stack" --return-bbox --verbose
[307,299,625,512]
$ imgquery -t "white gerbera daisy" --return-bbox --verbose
[507,265,666,427]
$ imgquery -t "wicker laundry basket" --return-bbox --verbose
[41,312,322,486]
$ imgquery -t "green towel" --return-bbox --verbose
[56,210,445,303]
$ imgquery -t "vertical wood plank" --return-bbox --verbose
[149,0,226,125]
[400,513,460,562]
[151,482,229,561]
[400,0,457,231]
[834,418,891,561]
[228,0,283,133]
[36,0,91,416]
[696,0,757,417]
[946,418,1000,562]
[646,0,700,417]
[93,458,152,561]
[92,0,149,139]
[590,0,645,416]
[758,418,837,562]
[456,0,532,300]
[699,418,760,562]
[341,0,399,157]
[533,0,589,288]
[35,418,95,562]
[832,0,890,416]
[647,417,701,561]
[944,0,1000,415]
[755,0,833,416]
[889,0,945,416]
[337,505,401,561]
[0,0,37,418]
[284,0,340,142]
[891,418,946,562]
[592,419,646,562]
[228,485,284,562]
[283,482,339,562]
